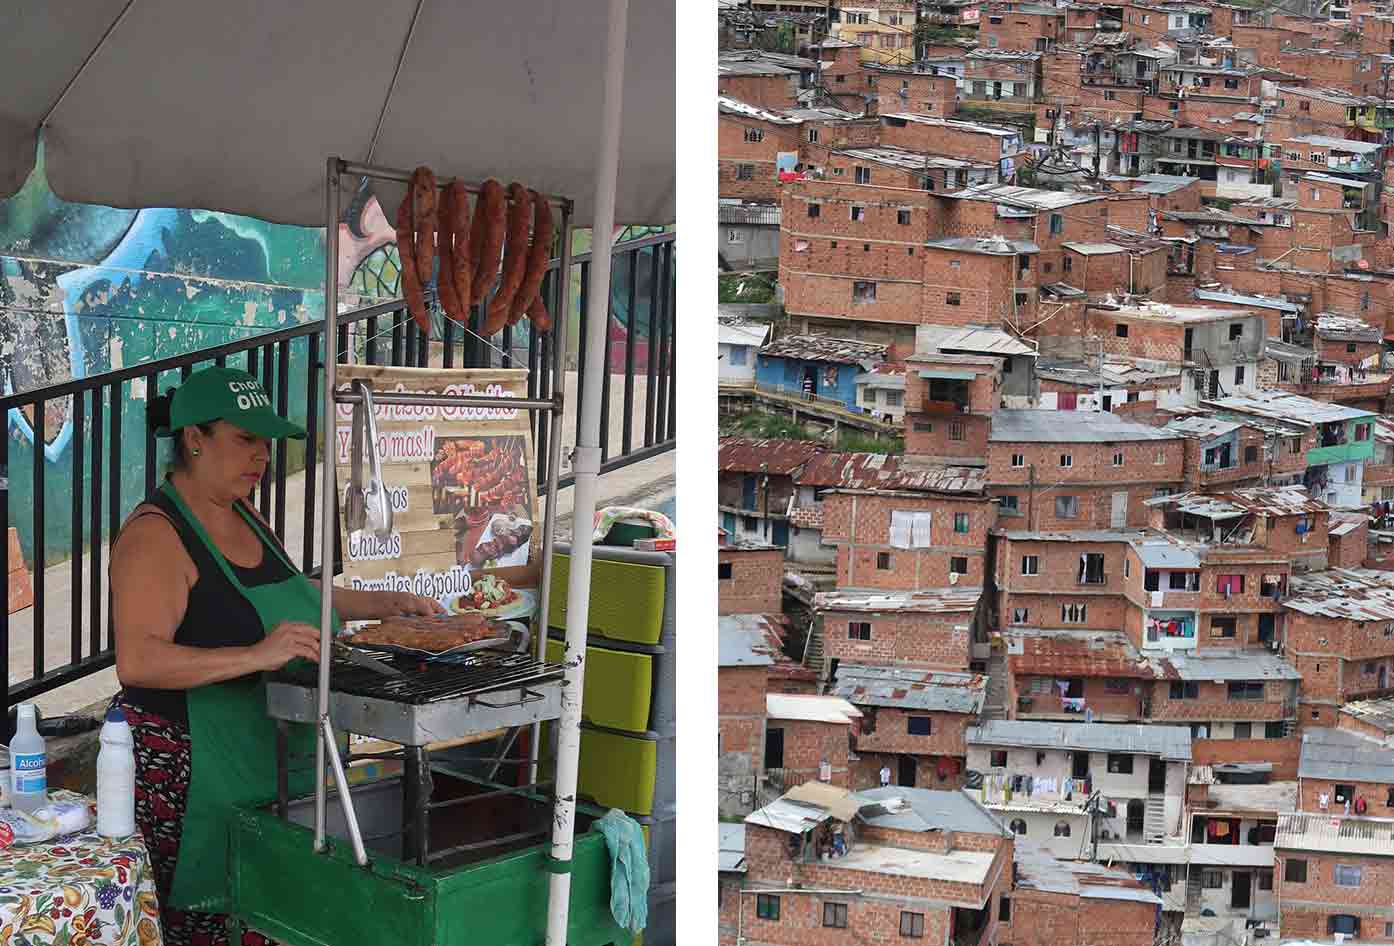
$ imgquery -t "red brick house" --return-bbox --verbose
[727,783,1014,946]
[816,587,984,672]
[983,409,1185,530]
[832,663,988,789]
[1284,568,1394,726]
[763,693,863,794]
[1274,810,1394,941]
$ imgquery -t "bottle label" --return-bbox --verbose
[12,753,45,794]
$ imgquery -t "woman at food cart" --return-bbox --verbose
[108,366,436,946]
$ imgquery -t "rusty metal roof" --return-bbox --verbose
[1314,312,1383,343]
[798,454,986,493]
[833,663,986,714]
[815,587,983,614]
[760,334,888,365]
[1157,485,1328,519]
[1285,568,1394,622]
[1005,628,1154,680]
[718,438,824,475]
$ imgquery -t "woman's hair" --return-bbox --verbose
[146,388,215,470]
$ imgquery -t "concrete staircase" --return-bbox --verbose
[983,650,1008,720]
[1144,794,1168,842]
[802,617,825,671]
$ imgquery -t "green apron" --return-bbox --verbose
[159,479,339,913]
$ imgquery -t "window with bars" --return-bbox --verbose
[823,902,848,928]
[849,622,872,641]
[901,912,926,938]
[744,127,764,143]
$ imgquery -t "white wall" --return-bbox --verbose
[719,342,757,383]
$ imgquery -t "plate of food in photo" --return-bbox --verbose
[468,513,534,569]
[445,574,536,621]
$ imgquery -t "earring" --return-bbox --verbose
[191,448,201,456]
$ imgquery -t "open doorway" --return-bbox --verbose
[1126,799,1145,840]
[1231,871,1251,910]
[898,755,917,787]
[1072,751,1090,779]
[802,365,818,398]
[1149,758,1167,794]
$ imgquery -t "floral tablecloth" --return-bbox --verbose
[0,793,162,946]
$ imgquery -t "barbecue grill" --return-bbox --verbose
[267,648,565,864]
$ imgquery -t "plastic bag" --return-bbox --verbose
[592,507,675,543]
[0,798,94,849]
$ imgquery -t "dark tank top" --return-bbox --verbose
[119,486,294,726]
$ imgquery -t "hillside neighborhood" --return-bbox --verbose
[715,0,1394,943]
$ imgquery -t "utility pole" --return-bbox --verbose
[1377,62,1392,237]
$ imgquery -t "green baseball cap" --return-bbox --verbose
[157,366,307,440]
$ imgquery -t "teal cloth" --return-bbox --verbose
[595,808,650,933]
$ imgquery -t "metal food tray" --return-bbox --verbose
[266,651,564,746]
[338,620,528,663]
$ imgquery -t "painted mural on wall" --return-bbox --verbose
[3,146,668,569]
[1,151,406,567]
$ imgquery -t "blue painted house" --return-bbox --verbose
[755,334,888,412]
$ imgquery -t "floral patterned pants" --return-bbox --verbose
[115,700,276,946]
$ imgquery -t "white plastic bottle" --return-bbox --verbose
[10,704,46,813]
[96,706,136,839]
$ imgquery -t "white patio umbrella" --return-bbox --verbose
[1,2,673,942]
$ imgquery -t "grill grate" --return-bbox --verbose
[274,651,563,705]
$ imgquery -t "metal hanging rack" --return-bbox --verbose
[315,155,574,868]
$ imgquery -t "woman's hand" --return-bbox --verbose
[253,621,324,670]
[372,591,440,619]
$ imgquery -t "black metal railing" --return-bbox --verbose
[1,233,675,707]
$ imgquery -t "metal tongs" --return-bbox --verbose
[344,379,393,539]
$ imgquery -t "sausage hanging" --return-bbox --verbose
[394,199,431,333]
[408,166,438,288]
[482,183,532,337]
[509,189,554,329]
[435,184,465,324]
[446,180,474,322]
[469,179,507,307]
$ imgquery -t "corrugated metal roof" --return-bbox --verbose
[718,438,824,474]
[1158,485,1328,520]
[1288,135,1382,154]
[1006,628,1154,680]
[948,182,1106,208]
[1274,810,1394,856]
[1156,651,1301,682]
[744,797,836,834]
[796,454,986,494]
[833,664,986,714]
[718,321,770,348]
[1014,841,1163,903]
[718,823,747,873]
[766,693,863,724]
[859,786,1007,836]
[718,614,780,667]
[1063,241,1129,255]
[1342,697,1394,736]
[717,95,802,124]
[925,236,1041,256]
[1162,416,1244,440]
[989,409,1179,443]
[1314,312,1382,343]
[839,146,993,172]
[815,588,983,614]
[881,114,1021,137]
[1204,391,1376,427]
[1298,727,1394,784]
[1284,568,1394,622]
[966,720,1192,760]
[1193,289,1300,312]
[917,324,1038,358]
[1133,175,1198,195]
[760,334,888,365]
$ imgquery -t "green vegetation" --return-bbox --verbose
[914,22,977,46]
[837,431,905,454]
[719,272,778,304]
[727,413,818,441]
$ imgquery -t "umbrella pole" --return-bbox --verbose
[545,0,628,941]
[316,156,341,856]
